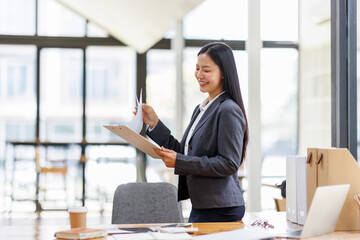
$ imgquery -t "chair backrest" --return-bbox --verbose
[111,182,184,224]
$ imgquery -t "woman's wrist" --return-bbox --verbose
[151,118,159,128]
[148,119,159,130]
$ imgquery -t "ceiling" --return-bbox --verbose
[56,0,204,53]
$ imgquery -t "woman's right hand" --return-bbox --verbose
[142,104,159,128]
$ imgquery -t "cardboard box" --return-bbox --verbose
[306,148,360,230]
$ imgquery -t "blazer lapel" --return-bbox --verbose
[189,93,229,143]
[181,106,200,145]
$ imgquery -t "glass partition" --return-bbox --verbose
[38,0,86,37]
[146,49,176,133]
[87,21,108,38]
[260,48,298,209]
[183,0,247,40]
[0,45,37,142]
[0,45,37,206]
[261,0,298,41]
[40,48,83,142]
[86,46,136,142]
[0,0,36,35]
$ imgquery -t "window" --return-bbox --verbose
[38,0,86,37]
[261,48,298,159]
[261,48,298,209]
[147,49,176,133]
[261,0,298,41]
[88,67,117,100]
[5,122,35,141]
[0,45,36,144]
[183,0,247,40]
[0,0,36,35]
[7,66,27,97]
[40,48,83,142]
[87,21,108,38]
[0,45,36,99]
[86,46,136,142]
[0,0,300,213]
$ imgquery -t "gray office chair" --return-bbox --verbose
[112,182,184,224]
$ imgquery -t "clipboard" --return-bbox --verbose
[104,125,161,159]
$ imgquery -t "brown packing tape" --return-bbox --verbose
[306,148,318,211]
[316,153,323,164]
[306,152,312,164]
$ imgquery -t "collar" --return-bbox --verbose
[199,91,226,112]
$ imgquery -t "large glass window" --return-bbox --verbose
[0,45,36,142]
[261,0,298,41]
[38,0,86,37]
[86,46,136,142]
[298,0,330,155]
[183,0,247,40]
[0,45,36,178]
[87,22,108,38]
[260,48,298,209]
[145,49,177,183]
[147,49,176,133]
[0,0,301,213]
[85,145,136,203]
[40,48,83,142]
[0,0,36,35]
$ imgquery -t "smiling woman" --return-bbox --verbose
[142,42,248,223]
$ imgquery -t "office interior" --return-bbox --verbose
[0,0,358,226]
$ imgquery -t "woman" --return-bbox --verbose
[143,42,249,222]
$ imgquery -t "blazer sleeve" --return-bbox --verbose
[146,105,200,153]
[174,104,246,177]
[146,120,182,153]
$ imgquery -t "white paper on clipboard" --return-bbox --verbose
[104,125,161,159]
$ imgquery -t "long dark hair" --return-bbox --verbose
[198,42,249,165]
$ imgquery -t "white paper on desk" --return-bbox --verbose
[112,232,192,240]
[192,228,275,240]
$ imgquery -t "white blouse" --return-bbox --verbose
[184,91,225,155]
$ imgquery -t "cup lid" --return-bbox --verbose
[68,206,87,213]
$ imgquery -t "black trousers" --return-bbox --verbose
[188,205,245,223]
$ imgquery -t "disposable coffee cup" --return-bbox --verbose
[68,206,87,229]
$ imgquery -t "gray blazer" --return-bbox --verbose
[146,92,245,209]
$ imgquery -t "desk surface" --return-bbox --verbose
[6,141,131,147]
[1,212,360,240]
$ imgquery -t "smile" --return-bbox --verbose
[199,81,208,87]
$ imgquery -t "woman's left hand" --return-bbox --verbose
[154,147,177,168]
